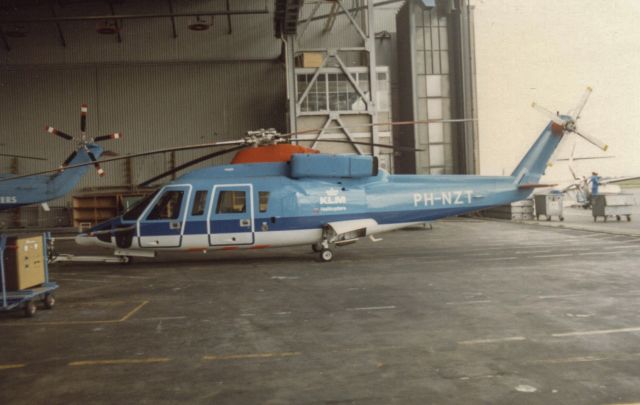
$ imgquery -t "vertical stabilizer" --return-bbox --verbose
[511,122,564,185]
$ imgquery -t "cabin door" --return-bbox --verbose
[137,185,192,248]
[208,184,255,246]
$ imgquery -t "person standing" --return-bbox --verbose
[590,171,601,197]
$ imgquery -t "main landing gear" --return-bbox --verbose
[312,238,334,262]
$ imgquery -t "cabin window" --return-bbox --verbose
[122,190,158,221]
[216,191,246,214]
[259,192,270,213]
[147,190,184,220]
[191,190,208,216]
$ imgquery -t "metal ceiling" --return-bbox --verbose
[0,0,271,52]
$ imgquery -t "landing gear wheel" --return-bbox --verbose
[24,300,37,317]
[43,294,55,309]
[560,216,565,221]
[311,243,323,253]
[616,215,621,222]
[319,249,334,262]
[119,256,132,265]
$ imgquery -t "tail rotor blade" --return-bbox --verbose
[531,102,564,126]
[86,150,105,176]
[61,150,78,167]
[571,128,608,151]
[80,104,88,133]
[45,126,74,141]
[568,86,592,119]
[94,133,122,142]
[567,137,578,180]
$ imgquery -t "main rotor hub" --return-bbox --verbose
[245,128,284,146]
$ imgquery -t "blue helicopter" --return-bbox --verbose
[5,89,606,262]
[0,104,120,211]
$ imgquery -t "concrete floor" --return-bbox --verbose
[1,218,640,404]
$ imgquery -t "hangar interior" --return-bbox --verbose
[0,0,477,230]
[2,2,640,404]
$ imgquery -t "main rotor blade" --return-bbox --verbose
[570,128,608,151]
[94,133,122,142]
[290,138,424,152]
[80,104,87,133]
[568,86,592,119]
[281,118,477,138]
[138,145,246,187]
[555,156,614,161]
[0,152,47,161]
[45,126,74,141]
[0,140,247,182]
[531,102,564,126]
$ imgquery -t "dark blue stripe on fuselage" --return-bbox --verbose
[129,206,494,236]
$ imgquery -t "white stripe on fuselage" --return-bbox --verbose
[76,221,423,251]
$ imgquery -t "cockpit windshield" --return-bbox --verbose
[122,190,159,221]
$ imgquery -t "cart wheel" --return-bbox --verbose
[627,215,632,222]
[616,215,621,222]
[560,216,565,221]
[24,301,37,317]
[311,243,323,253]
[43,294,55,309]
[319,249,333,262]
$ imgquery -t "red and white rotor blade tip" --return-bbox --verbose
[86,150,105,176]
[94,133,122,142]
[81,104,88,133]
[45,126,73,141]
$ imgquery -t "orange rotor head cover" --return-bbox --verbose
[231,144,319,164]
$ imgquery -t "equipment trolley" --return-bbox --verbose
[534,193,564,221]
[0,234,58,317]
[592,193,634,222]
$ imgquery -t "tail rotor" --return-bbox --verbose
[532,86,608,153]
[45,103,121,175]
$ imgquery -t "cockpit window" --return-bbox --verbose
[147,191,184,220]
[122,190,158,221]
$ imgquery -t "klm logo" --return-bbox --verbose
[0,196,17,204]
[320,188,347,205]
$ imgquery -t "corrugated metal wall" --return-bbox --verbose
[0,62,286,208]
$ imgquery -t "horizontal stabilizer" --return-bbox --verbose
[518,183,557,190]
